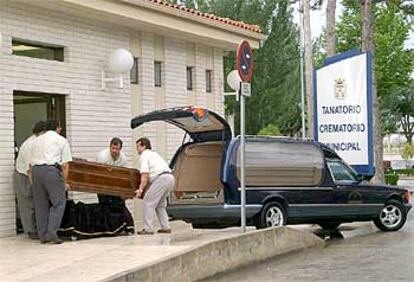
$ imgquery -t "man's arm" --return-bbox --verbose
[61,140,73,190]
[135,173,149,198]
[61,162,71,190]
[27,164,33,186]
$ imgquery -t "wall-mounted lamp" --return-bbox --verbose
[101,48,134,90]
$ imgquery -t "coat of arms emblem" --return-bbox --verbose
[334,78,346,99]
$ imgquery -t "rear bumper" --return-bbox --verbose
[167,204,263,220]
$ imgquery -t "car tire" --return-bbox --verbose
[318,223,341,230]
[373,200,407,232]
[255,202,287,229]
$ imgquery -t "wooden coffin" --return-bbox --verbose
[67,159,140,199]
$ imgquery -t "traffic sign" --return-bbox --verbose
[241,82,251,97]
[236,40,253,83]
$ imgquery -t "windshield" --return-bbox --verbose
[327,159,359,183]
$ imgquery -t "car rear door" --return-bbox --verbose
[131,106,232,143]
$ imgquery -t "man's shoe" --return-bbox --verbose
[49,238,64,244]
[136,229,154,235]
[28,233,39,240]
[40,239,49,244]
[157,229,171,234]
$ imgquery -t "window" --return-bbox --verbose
[12,39,64,61]
[130,57,139,84]
[327,160,359,182]
[206,70,212,93]
[186,66,194,90]
[154,61,162,87]
[235,140,325,186]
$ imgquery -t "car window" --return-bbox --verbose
[327,160,359,182]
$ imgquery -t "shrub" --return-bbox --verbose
[258,124,281,136]
[385,173,399,185]
[401,142,414,167]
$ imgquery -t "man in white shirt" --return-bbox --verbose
[96,137,127,166]
[135,137,175,235]
[13,121,46,239]
[31,119,72,244]
[96,137,127,204]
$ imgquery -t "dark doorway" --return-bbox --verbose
[13,91,66,233]
[13,91,66,147]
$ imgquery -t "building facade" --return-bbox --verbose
[0,0,263,237]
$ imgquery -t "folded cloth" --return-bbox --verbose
[59,199,134,239]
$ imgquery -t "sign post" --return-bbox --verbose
[236,40,253,233]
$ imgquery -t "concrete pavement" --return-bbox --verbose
[203,212,414,282]
[0,221,323,282]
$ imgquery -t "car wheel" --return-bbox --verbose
[373,200,407,232]
[318,223,341,230]
[256,202,287,229]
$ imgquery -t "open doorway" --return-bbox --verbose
[14,91,66,147]
[13,90,66,232]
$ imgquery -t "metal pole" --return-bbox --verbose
[240,84,246,233]
[299,0,306,138]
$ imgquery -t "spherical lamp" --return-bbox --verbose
[108,48,134,73]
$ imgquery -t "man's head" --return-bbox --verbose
[46,119,62,134]
[109,137,123,160]
[32,121,47,136]
[136,137,151,155]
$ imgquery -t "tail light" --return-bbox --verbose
[403,191,411,203]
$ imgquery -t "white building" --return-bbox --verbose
[0,0,263,237]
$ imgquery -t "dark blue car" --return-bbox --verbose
[131,107,412,231]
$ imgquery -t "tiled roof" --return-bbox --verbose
[144,0,262,33]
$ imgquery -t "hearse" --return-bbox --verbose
[131,107,412,231]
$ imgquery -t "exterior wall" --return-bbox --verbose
[0,1,132,237]
[0,2,225,237]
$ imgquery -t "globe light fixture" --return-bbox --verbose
[226,70,241,92]
[101,48,134,90]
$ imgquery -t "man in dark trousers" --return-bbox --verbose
[30,119,72,244]
[14,121,46,239]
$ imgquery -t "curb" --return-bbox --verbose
[101,227,325,282]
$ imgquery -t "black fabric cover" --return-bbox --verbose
[59,199,134,239]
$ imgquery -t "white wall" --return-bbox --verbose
[0,1,132,236]
[0,2,226,237]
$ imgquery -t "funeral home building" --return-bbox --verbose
[0,0,263,237]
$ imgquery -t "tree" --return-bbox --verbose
[315,0,414,183]
[335,1,414,99]
[401,142,414,168]
[326,0,336,57]
[303,0,314,139]
[383,84,414,144]
[361,0,384,183]
[258,124,282,136]
[166,1,303,137]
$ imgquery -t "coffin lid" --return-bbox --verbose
[131,106,232,142]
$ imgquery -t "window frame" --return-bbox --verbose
[154,61,162,87]
[12,39,64,62]
[130,57,139,84]
[186,66,194,91]
[206,69,212,93]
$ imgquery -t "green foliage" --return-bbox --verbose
[401,142,414,162]
[385,172,399,185]
[258,124,281,136]
[166,0,302,137]
[315,1,414,137]
[382,82,414,142]
[316,1,414,96]
[390,168,414,175]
